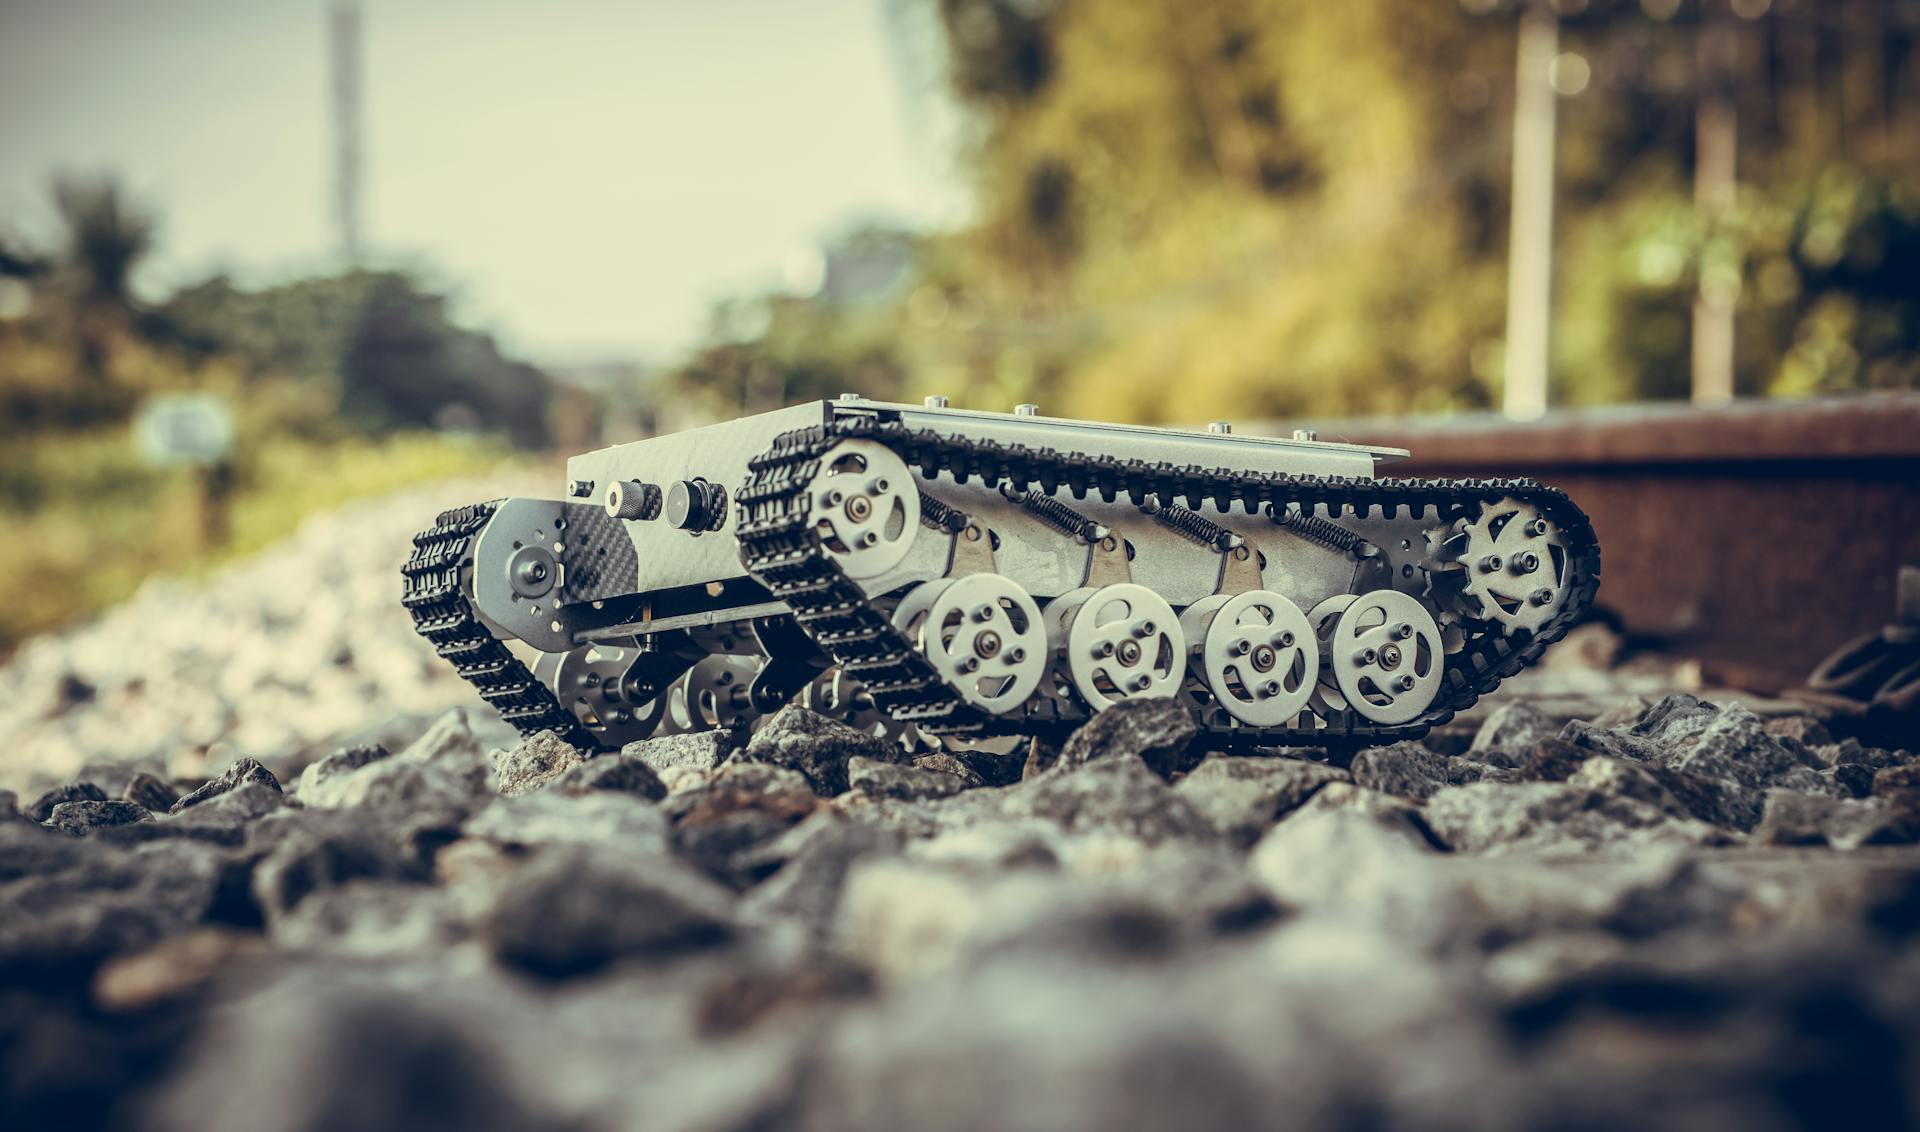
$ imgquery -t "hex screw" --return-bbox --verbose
[1262,680,1282,698]
[1531,587,1556,606]
[1394,622,1414,639]
[1276,631,1296,648]
[1354,647,1378,666]
[1479,555,1503,573]
[1513,552,1540,574]
[974,604,996,622]
[1395,675,1417,692]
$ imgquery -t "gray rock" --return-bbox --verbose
[1021,735,1063,779]
[848,756,972,801]
[123,771,182,813]
[1424,782,1727,855]
[547,753,667,799]
[1052,698,1201,781]
[911,753,987,789]
[1349,741,1450,800]
[1003,756,1218,846]
[1824,738,1917,774]
[1559,719,1663,764]
[1471,701,1558,758]
[0,789,19,823]
[294,743,391,799]
[479,844,734,977]
[76,759,166,798]
[267,881,467,956]
[1874,763,1920,799]
[27,781,108,822]
[298,752,485,818]
[621,730,737,792]
[167,781,293,831]
[170,757,282,814]
[152,971,556,1132]
[395,708,489,769]
[739,705,901,796]
[1446,757,1518,786]
[0,839,226,966]
[463,790,668,853]
[1635,696,1802,788]
[489,731,588,797]
[1249,785,1446,940]
[249,808,430,922]
[948,744,1027,787]
[1173,755,1348,848]
[1831,762,1878,798]
[740,813,905,938]
[1567,755,1692,818]
[662,762,821,886]
[1764,715,1835,747]
[46,799,153,836]
[1754,792,1920,850]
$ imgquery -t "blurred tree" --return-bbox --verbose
[164,270,556,448]
[684,0,1919,423]
[48,174,155,382]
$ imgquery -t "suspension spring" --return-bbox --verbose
[917,490,970,534]
[1003,484,1108,542]
[1140,494,1241,552]
[1269,503,1365,556]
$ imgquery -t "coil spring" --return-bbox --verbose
[1269,503,1364,555]
[1004,485,1105,542]
[917,490,970,534]
[1141,495,1239,551]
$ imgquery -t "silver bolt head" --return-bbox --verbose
[923,394,950,408]
[1014,403,1040,416]
[1206,421,1232,435]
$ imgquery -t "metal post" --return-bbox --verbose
[330,2,364,265]
[1692,6,1738,406]
[1503,1,1558,421]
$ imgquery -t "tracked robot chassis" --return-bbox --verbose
[403,397,1599,753]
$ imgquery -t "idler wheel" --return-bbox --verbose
[904,574,1048,716]
[1179,590,1318,727]
[1326,590,1443,725]
[1060,583,1186,711]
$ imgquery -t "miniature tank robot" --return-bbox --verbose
[404,396,1599,752]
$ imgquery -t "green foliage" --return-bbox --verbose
[0,428,508,651]
[164,271,555,448]
[672,0,1919,422]
[0,176,561,650]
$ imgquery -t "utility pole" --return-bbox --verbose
[1692,3,1738,406]
[1503,0,1558,421]
[330,1,365,265]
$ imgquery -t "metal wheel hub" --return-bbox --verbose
[900,574,1048,715]
[1181,590,1319,727]
[1058,583,1185,710]
[808,439,920,579]
[1327,590,1443,725]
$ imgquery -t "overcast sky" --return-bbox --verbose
[0,0,962,364]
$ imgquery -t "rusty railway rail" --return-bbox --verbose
[1251,393,1920,692]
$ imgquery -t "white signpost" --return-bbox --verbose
[134,393,234,468]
